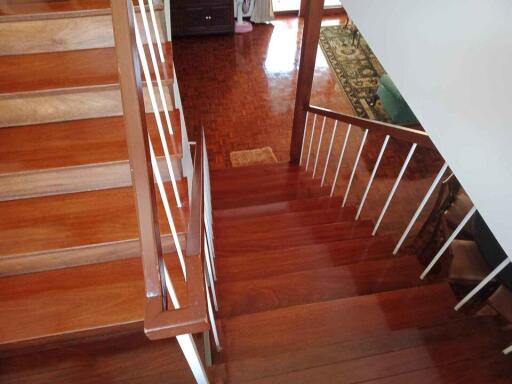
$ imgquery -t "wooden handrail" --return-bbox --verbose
[111,0,165,303]
[306,105,436,149]
[290,0,325,164]
[111,0,208,341]
[145,131,208,340]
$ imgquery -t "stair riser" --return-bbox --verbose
[213,318,501,382]
[215,208,357,235]
[0,156,183,201]
[0,11,166,56]
[217,257,425,318]
[219,284,459,360]
[215,223,373,254]
[0,233,186,277]
[214,197,344,220]
[0,84,174,128]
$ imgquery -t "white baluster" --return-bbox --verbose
[455,258,511,311]
[321,120,338,187]
[162,261,181,309]
[342,128,368,207]
[205,223,216,279]
[149,141,187,278]
[372,143,417,235]
[164,245,210,383]
[305,114,317,172]
[176,334,210,384]
[504,345,512,355]
[355,134,389,220]
[204,236,218,311]
[135,3,174,133]
[134,18,182,208]
[299,112,309,166]
[393,162,449,254]
[205,275,222,352]
[203,330,212,367]
[312,116,327,178]
[420,206,477,279]
[330,124,351,197]
[147,0,165,63]
[203,136,214,241]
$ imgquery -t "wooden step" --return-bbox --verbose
[0,255,186,350]
[215,207,357,235]
[217,255,426,318]
[215,221,374,253]
[216,236,396,282]
[361,354,511,384]
[213,184,329,210]
[0,1,166,55]
[0,44,174,127]
[0,181,188,276]
[218,284,462,362]
[0,111,183,201]
[211,162,300,180]
[213,317,507,383]
[211,168,313,196]
[0,330,198,384]
[214,196,344,220]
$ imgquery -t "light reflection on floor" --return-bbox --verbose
[264,18,300,75]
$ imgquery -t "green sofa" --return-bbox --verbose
[376,74,419,125]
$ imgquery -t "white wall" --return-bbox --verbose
[342,0,512,259]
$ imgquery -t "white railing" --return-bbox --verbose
[300,106,511,355]
[202,131,221,354]
[128,2,215,382]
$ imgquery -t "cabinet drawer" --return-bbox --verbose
[209,5,231,28]
[171,1,234,36]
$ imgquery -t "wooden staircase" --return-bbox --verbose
[208,163,511,383]
[1,1,512,383]
[0,1,199,383]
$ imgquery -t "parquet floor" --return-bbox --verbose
[173,15,445,242]
[173,15,351,170]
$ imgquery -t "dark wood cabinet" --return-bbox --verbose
[170,0,234,37]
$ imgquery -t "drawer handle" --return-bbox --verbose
[205,15,212,20]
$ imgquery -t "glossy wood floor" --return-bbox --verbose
[209,163,512,383]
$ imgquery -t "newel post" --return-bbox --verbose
[110,0,165,304]
[290,0,324,164]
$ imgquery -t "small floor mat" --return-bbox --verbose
[230,147,278,167]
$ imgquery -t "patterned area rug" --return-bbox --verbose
[319,25,390,122]
[319,25,442,179]
[230,147,278,167]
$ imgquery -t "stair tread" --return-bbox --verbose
[216,236,396,281]
[211,169,316,196]
[359,354,511,384]
[218,255,426,318]
[215,207,357,234]
[213,185,330,210]
[0,181,188,257]
[219,284,461,361]
[0,111,182,174]
[211,162,299,179]
[0,331,197,384]
[0,43,173,94]
[0,255,185,348]
[0,0,163,19]
[215,221,374,253]
[214,317,507,383]
[214,195,344,219]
